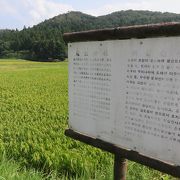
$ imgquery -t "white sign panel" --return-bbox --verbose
[68,37,180,165]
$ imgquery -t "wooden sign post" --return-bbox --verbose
[114,155,127,180]
[64,23,180,179]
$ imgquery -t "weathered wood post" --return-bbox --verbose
[114,155,127,180]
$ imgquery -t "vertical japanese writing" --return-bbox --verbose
[72,44,112,127]
[125,58,180,143]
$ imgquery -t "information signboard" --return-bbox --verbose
[64,23,180,178]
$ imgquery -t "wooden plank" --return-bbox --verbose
[63,22,180,42]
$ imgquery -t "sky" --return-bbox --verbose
[1,0,180,30]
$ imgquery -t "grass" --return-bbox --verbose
[0,58,177,179]
[0,154,43,180]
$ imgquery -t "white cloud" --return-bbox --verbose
[86,0,180,16]
[21,0,74,26]
[0,0,18,15]
[0,0,74,28]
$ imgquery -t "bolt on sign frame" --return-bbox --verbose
[64,23,180,180]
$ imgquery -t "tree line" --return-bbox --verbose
[1,10,180,61]
[0,27,66,61]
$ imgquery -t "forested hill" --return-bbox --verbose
[1,10,180,61]
[37,10,180,32]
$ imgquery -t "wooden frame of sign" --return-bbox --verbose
[64,23,180,179]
